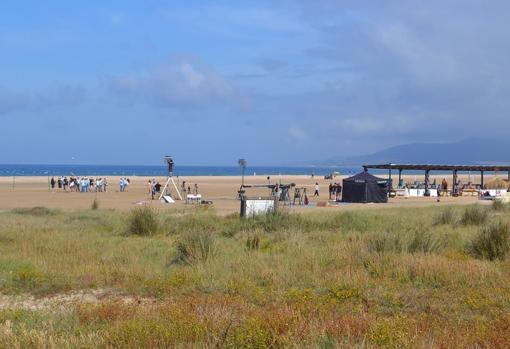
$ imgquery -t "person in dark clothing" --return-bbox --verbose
[50,177,56,189]
[328,183,333,200]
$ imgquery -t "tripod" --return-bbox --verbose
[159,175,183,201]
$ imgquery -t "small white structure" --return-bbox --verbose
[240,197,277,217]
[408,189,439,197]
[479,189,509,201]
[161,195,175,204]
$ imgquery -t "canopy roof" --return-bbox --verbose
[344,171,388,183]
[363,164,510,172]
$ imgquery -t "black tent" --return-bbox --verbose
[342,171,389,203]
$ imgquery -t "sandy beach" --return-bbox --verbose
[0,173,490,215]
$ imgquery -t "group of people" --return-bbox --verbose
[181,181,199,196]
[119,177,130,192]
[148,179,163,199]
[328,182,343,200]
[50,176,132,193]
[50,176,109,192]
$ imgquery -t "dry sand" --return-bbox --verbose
[0,173,489,215]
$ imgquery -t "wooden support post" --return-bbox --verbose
[424,170,430,196]
[398,169,402,187]
[453,170,458,196]
[388,169,392,189]
[481,171,484,189]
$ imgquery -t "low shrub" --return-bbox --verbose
[461,206,488,226]
[434,207,456,225]
[492,200,506,212]
[407,232,444,254]
[11,207,55,216]
[366,230,443,255]
[125,207,159,236]
[173,231,216,265]
[246,235,260,251]
[467,221,510,261]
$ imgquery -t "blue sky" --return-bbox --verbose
[1,1,509,165]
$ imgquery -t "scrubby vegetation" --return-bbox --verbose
[125,206,159,236]
[468,221,510,261]
[1,203,510,347]
[461,205,488,225]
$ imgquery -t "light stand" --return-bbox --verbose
[238,159,247,187]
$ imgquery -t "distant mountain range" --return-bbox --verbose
[307,138,510,166]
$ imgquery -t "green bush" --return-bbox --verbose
[12,207,55,216]
[366,230,443,254]
[173,231,216,265]
[468,221,510,261]
[245,235,260,251]
[407,232,444,254]
[492,200,506,212]
[461,206,488,226]
[434,207,456,225]
[125,207,159,236]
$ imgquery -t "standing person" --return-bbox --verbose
[313,182,320,197]
[441,178,448,197]
[148,180,153,194]
[328,183,333,200]
[50,177,56,189]
[63,177,68,191]
[58,177,62,189]
[194,184,199,195]
[103,178,108,192]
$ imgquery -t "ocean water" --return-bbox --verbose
[0,164,362,177]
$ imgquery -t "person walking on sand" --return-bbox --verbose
[313,182,320,197]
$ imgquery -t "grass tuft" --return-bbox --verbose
[434,207,456,225]
[125,206,159,236]
[492,200,506,212]
[461,205,488,226]
[366,230,444,254]
[468,221,510,261]
[173,231,216,265]
[11,206,56,216]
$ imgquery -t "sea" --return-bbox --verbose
[0,164,364,177]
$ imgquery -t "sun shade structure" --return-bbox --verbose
[342,171,389,203]
[363,163,510,193]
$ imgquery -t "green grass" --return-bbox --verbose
[0,204,510,348]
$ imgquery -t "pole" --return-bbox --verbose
[453,170,458,196]
[424,170,430,196]
[481,171,484,189]
[398,169,402,187]
[242,167,245,187]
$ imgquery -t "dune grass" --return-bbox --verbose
[1,204,510,347]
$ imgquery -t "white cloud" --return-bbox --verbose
[107,56,235,110]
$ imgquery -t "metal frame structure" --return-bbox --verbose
[159,156,183,201]
[363,163,510,196]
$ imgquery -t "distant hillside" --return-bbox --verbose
[318,138,510,166]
